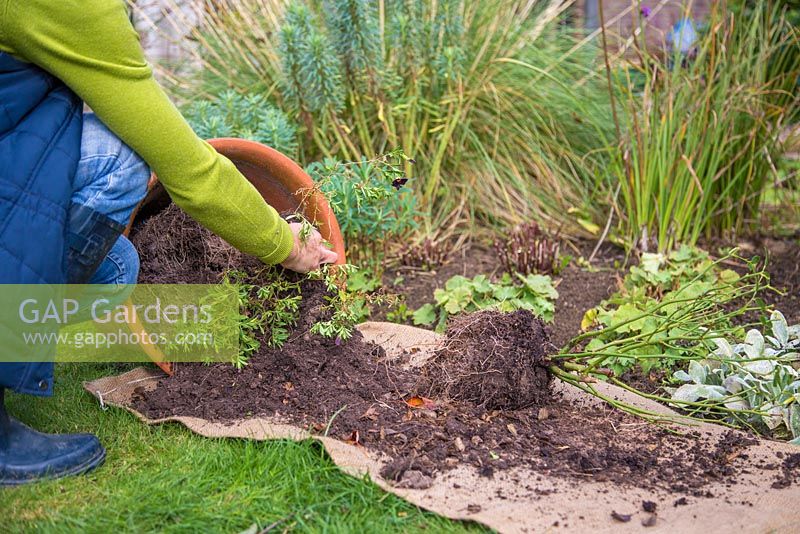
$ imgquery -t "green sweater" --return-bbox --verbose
[0,0,294,265]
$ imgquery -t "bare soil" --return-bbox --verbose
[125,208,800,495]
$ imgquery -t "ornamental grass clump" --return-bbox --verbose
[144,0,613,233]
[600,2,800,251]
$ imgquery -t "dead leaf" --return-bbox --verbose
[345,430,362,446]
[360,406,378,420]
[283,382,294,391]
[405,396,438,410]
[611,511,632,523]
[454,437,466,452]
[537,408,550,420]
[310,422,325,432]
[506,423,518,436]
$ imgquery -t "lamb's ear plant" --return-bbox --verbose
[667,311,800,444]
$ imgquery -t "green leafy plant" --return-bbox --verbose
[386,302,413,324]
[579,246,751,376]
[413,273,558,332]
[546,252,770,425]
[212,263,393,367]
[308,264,396,341]
[668,311,800,443]
[183,90,299,157]
[221,268,303,367]
[306,149,420,269]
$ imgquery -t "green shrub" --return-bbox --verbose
[306,151,420,269]
[578,246,756,376]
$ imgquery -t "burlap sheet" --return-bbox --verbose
[84,322,800,533]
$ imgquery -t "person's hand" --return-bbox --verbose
[280,222,338,273]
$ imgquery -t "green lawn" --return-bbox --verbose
[1,363,481,533]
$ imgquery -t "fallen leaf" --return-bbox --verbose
[360,406,378,420]
[537,408,550,420]
[345,430,362,446]
[283,382,294,391]
[506,423,518,436]
[611,511,632,523]
[405,396,438,410]
[454,437,466,452]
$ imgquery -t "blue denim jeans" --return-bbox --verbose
[73,114,149,285]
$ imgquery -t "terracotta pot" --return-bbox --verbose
[126,138,346,264]
[124,138,347,375]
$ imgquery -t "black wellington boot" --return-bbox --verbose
[0,388,106,486]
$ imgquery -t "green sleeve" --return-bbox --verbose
[1,0,294,265]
